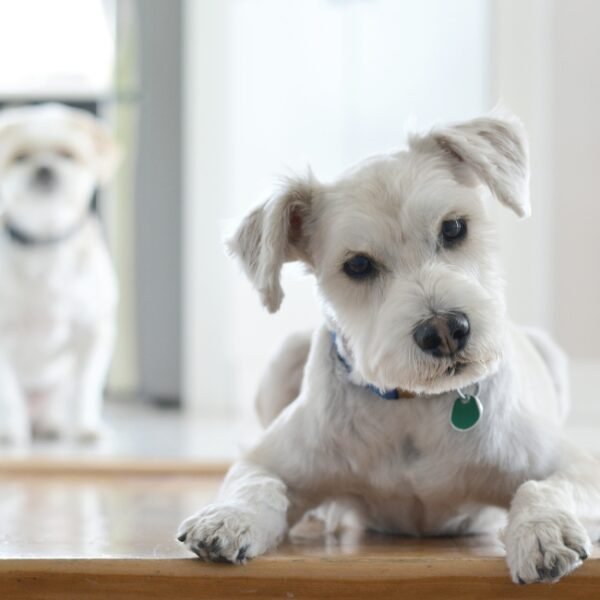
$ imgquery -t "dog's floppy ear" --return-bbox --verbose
[410,114,530,218]
[69,109,121,183]
[227,175,316,313]
[0,108,28,147]
[90,122,121,183]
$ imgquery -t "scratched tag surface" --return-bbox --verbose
[450,394,483,431]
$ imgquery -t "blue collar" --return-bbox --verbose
[330,331,414,401]
[330,332,485,431]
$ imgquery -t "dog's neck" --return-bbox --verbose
[329,329,481,400]
[329,330,416,400]
[329,328,485,431]
[3,214,93,248]
[330,330,416,400]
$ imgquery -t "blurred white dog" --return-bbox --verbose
[0,103,119,442]
[178,113,600,584]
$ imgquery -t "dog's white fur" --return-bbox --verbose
[0,103,119,442]
[178,114,600,583]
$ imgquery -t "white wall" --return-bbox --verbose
[493,0,600,420]
[491,0,556,331]
[183,0,236,416]
[552,0,600,361]
[552,0,600,423]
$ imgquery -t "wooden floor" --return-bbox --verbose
[0,469,598,599]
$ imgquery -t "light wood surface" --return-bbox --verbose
[0,472,598,599]
[0,456,230,476]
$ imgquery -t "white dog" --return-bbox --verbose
[178,114,600,584]
[0,103,119,443]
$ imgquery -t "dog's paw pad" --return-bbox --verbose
[177,505,258,564]
[505,511,592,584]
[236,544,249,563]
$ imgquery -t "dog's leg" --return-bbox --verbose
[522,327,570,421]
[504,441,600,584]
[31,386,71,439]
[255,331,312,427]
[178,383,328,563]
[70,318,115,440]
[177,460,294,563]
[0,354,29,444]
[178,328,340,562]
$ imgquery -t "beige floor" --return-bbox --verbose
[0,473,218,559]
[0,472,506,560]
[0,398,253,463]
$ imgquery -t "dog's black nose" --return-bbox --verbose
[34,165,55,186]
[413,312,470,357]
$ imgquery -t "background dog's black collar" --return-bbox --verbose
[3,217,90,247]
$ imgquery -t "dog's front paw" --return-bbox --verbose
[177,504,264,563]
[504,509,592,584]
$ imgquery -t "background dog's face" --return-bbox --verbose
[0,104,119,238]
[230,115,530,394]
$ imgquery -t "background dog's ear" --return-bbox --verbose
[227,175,316,313]
[410,114,530,218]
[0,109,27,149]
[69,109,121,183]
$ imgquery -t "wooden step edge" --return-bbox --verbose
[0,557,598,600]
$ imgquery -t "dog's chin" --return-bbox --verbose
[376,356,501,397]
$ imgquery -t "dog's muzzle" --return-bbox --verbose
[413,312,470,357]
[32,165,57,191]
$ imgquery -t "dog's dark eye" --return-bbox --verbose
[343,254,376,280]
[13,152,30,163]
[441,218,467,246]
[58,149,75,160]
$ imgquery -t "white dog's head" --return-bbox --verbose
[229,115,529,395]
[0,103,119,237]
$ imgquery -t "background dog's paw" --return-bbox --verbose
[504,510,592,584]
[32,420,63,440]
[0,425,30,446]
[74,427,102,443]
[71,421,105,443]
[177,504,261,563]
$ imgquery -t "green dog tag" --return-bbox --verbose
[450,393,483,431]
